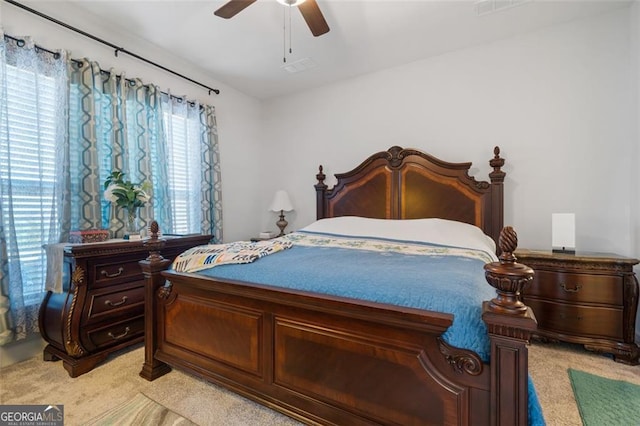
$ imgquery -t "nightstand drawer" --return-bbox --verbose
[526,270,623,305]
[86,316,144,349]
[86,283,145,324]
[526,298,624,340]
[93,259,144,285]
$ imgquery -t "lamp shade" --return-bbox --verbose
[552,213,575,253]
[269,190,293,212]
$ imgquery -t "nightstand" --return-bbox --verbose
[515,249,639,365]
[39,234,212,377]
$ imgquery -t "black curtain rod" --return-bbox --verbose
[3,0,220,95]
[3,34,203,108]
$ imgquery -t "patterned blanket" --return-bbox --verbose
[172,238,293,273]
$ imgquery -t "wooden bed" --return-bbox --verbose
[140,146,538,425]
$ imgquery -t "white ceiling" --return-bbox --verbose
[21,0,633,99]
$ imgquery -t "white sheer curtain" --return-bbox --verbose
[159,95,201,234]
[0,33,69,344]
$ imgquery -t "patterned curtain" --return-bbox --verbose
[68,60,165,237]
[201,105,223,242]
[0,34,69,344]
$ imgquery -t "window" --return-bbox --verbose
[0,64,59,304]
[163,108,203,235]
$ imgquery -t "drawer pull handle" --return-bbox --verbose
[107,327,130,340]
[560,283,582,293]
[104,296,128,307]
[101,267,124,278]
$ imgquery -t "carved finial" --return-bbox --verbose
[316,165,326,184]
[484,226,533,315]
[489,146,505,183]
[149,220,159,239]
[144,220,165,262]
[498,226,518,262]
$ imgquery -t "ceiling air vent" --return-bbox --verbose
[475,0,531,16]
[281,57,318,74]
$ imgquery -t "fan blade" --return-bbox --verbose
[214,0,257,19]
[298,0,330,37]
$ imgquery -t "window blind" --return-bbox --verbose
[163,111,202,235]
[0,65,58,304]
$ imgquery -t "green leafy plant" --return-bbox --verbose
[103,170,151,212]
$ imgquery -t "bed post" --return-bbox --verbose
[482,226,537,426]
[315,165,328,219]
[139,221,172,381]
[488,147,505,246]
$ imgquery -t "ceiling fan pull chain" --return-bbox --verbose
[289,4,293,55]
[283,7,287,63]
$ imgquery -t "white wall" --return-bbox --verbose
[262,7,637,259]
[1,1,264,243]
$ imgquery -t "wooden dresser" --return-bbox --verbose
[516,249,639,365]
[39,234,212,377]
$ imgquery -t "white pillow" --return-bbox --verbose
[300,216,497,260]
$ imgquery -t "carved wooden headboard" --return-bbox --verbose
[315,146,505,244]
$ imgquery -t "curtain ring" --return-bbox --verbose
[16,38,26,47]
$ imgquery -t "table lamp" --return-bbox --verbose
[269,190,293,237]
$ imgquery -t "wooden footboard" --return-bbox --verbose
[139,223,536,425]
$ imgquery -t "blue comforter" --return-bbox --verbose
[190,231,545,425]
[199,231,495,359]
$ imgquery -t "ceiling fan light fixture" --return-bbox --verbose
[215,0,329,37]
[277,0,307,7]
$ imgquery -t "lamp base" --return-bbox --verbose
[276,210,288,237]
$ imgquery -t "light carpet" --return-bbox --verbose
[568,368,640,426]
[528,342,640,425]
[0,343,301,426]
[2,341,640,425]
[84,393,196,426]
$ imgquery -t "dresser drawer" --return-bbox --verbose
[526,298,623,340]
[85,283,145,324]
[93,259,144,286]
[525,270,623,305]
[86,316,144,350]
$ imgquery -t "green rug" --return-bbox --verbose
[568,368,640,426]
[83,393,197,425]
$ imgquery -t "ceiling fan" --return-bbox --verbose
[214,0,330,37]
